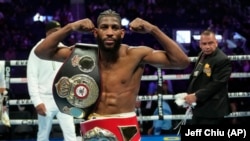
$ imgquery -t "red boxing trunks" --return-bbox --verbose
[80,113,141,141]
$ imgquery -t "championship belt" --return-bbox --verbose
[53,43,100,119]
[80,115,141,141]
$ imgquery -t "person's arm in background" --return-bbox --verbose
[27,41,46,116]
[0,61,7,107]
[0,62,6,94]
[0,61,11,127]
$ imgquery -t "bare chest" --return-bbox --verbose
[99,59,143,91]
[101,64,132,85]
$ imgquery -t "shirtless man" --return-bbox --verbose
[35,9,190,141]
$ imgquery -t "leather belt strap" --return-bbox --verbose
[53,43,100,119]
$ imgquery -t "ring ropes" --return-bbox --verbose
[1,54,250,125]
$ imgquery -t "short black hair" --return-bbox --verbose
[97,9,121,26]
[45,20,61,32]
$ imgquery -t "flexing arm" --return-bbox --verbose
[35,18,95,62]
[129,18,190,69]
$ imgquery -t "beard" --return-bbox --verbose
[96,36,122,62]
[96,36,121,52]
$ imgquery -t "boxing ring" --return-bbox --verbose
[1,55,250,140]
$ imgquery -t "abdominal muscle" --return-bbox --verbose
[94,85,139,115]
[94,49,144,115]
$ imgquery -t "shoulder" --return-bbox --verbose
[29,39,45,54]
[34,39,45,48]
[124,44,153,55]
[216,49,230,61]
[210,48,228,60]
[212,49,231,66]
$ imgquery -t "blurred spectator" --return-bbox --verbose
[4,47,17,60]
[147,80,173,135]
[27,20,77,141]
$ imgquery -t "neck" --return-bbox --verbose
[99,50,119,67]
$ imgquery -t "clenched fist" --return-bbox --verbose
[129,18,156,34]
[70,18,95,32]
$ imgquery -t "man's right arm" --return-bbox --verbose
[35,18,95,62]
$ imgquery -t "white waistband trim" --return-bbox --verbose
[89,112,136,119]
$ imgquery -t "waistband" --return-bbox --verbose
[88,112,136,119]
[80,114,141,141]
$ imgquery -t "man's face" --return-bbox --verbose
[199,34,218,55]
[94,16,125,51]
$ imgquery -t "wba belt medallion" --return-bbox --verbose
[53,43,100,119]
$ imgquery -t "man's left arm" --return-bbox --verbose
[129,18,190,69]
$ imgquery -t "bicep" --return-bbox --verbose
[53,47,73,62]
[142,50,170,68]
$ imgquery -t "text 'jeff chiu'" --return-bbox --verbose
[185,128,246,138]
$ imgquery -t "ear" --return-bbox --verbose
[215,40,218,46]
[120,28,125,39]
[93,28,98,38]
